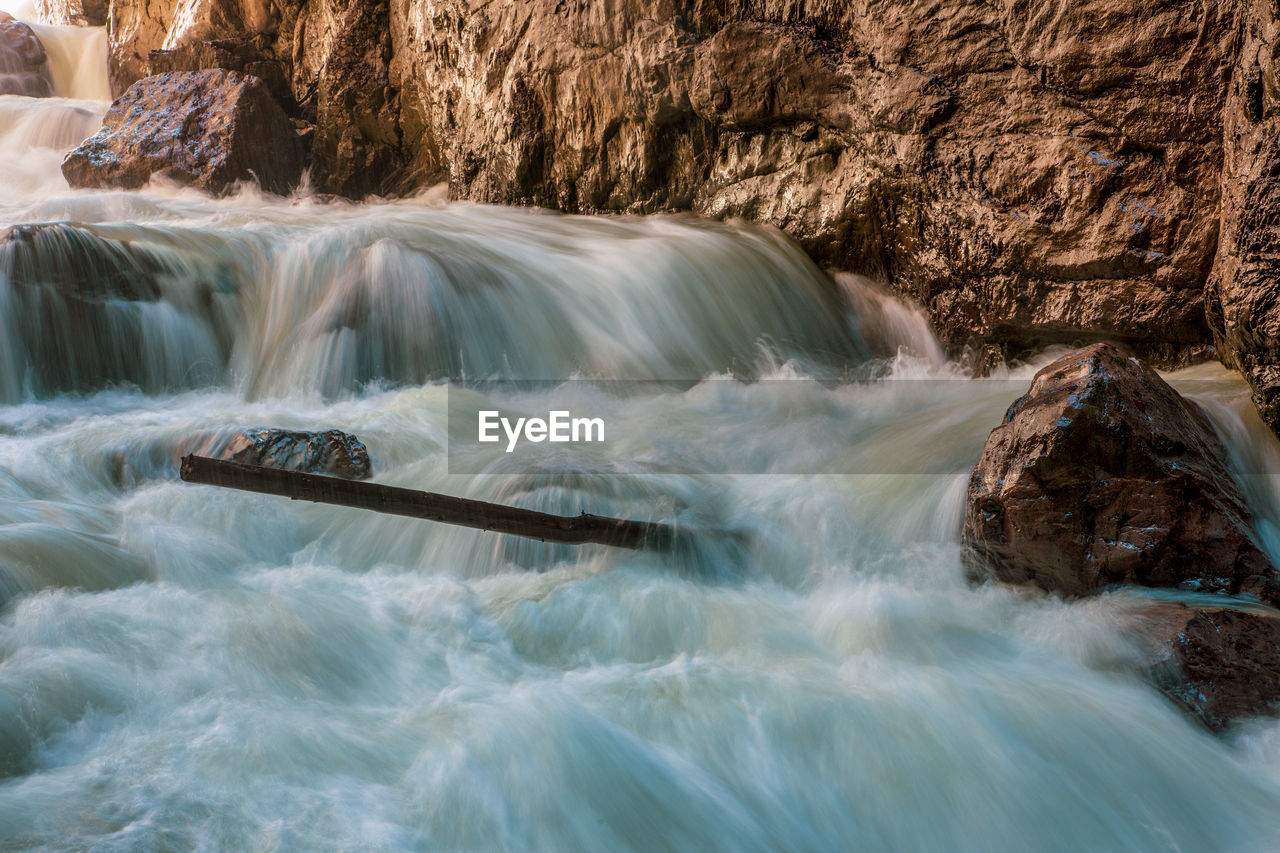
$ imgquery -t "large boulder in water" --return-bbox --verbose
[61,69,305,195]
[185,428,372,479]
[963,343,1278,602]
[0,15,52,98]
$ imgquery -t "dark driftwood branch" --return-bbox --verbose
[179,455,675,551]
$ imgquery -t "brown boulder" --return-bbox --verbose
[963,343,1278,601]
[1127,602,1280,730]
[61,69,305,195]
[186,428,372,479]
[0,17,51,98]
[148,39,296,113]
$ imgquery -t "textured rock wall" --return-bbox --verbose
[1208,0,1280,435]
[92,0,1280,413]
[386,0,1236,366]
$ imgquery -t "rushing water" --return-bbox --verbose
[2,13,1280,852]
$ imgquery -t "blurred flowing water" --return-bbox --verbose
[1,10,1280,852]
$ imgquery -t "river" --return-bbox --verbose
[2,15,1280,852]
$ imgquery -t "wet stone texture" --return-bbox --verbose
[963,343,1278,602]
[187,428,372,479]
[61,69,305,195]
[1127,602,1280,731]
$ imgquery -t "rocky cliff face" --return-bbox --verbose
[390,0,1236,368]
[79,0,1280,421]
[1208,0,1280,436]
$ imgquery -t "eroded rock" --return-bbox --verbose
[148,39,295,112]
[1207,0,1280,440]
[35,0,107,27]
[1127,602,1280,730]
[963,343,1278,601]
[0,16,51,98]
[61,69,305,195]
[186,428,372,479]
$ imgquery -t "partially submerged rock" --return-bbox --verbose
[963,343,1278,602]
[61,69,305,195]
[0,16,51,98]
[187,428,371,479]
[1126,602,1280,731]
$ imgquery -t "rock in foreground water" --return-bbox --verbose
[963,343,1277,602]
[188,428,372,479]
[0,15,51,98]
[1126,602,1280,731]
[62,69,304,195]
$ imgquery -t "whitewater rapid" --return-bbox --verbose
[2,12,1280,852]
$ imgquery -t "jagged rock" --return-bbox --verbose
[1127,602,1280,730]
[108,0,285,96]
[107,0,396,196]
[292,0,404,196]
[963,343,1278,601]
[61,70,305,195]
[186,428,372,479]
[148,39,295,113]
[0,16,51,98]
[386,1,1225,366]
[1207,0,1280,440]
[34,0,107,27]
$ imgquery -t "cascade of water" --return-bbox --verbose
[1,13,1280,851]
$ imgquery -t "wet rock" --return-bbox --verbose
[0,16,51,98]
[108,0,285,95]
[291,0,403,196]
[148,39,295,113]
[963,343,1278,602]
[385,0,1224,366]
[108,0,399,196]
[187,428,372,479]
[1127,602,1280,731]
[35,0,107,27]
[61,69,305,195]
[100,0,1280,400]
[1207,0,1280,440]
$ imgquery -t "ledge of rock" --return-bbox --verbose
[34,0,107,27]
[963,343,1278,602]
[1126,602,1280,731]
[185,428,371,479]
[0,14,51,98]
[61,69,305,195]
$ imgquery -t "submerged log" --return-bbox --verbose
[180,455,675,551]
